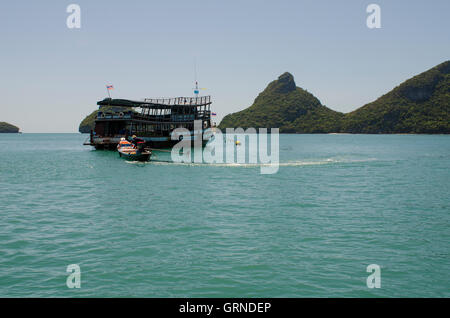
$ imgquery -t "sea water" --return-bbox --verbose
[0,133,449,297]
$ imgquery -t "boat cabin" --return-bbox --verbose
[87,96,212,149]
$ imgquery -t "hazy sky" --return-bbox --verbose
[1,0,449,132]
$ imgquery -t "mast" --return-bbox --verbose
[194,81,199,98]
[193,58,200,98]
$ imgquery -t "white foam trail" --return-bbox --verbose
[125,157,377,167]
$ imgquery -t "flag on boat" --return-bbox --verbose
[106,85,114,90]
[212,112,217,116]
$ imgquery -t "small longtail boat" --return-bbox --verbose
[117,138,152,161]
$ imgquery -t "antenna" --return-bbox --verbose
[194,57,197,83]
[193,58,205,97]
[194,81,200,97]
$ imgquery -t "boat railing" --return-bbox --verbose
[143,96,211,106]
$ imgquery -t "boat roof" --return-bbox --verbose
[97,96,211,108]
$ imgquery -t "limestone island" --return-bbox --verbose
[0,122,20,133]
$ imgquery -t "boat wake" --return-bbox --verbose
[125,157,377,167]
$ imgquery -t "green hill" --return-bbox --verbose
[0,122,20,133]
[219,61,450,134]
[219,72,344,133]
[342,60,450,133]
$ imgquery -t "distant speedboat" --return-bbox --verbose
[117,138,151,161]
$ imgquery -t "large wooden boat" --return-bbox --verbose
[84,96,213,150]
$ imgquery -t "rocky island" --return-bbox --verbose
[219,72,344,133]
[0,122,20,133]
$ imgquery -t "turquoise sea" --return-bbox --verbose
[0,133,449,297]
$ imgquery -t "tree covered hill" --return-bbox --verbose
[218,72,344,133]
[0,122,20,133]
[219,61,450,134]
[342,60,449,133]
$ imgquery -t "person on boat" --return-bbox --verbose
[129,135,146,150]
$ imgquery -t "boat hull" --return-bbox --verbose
[118,149,151,161]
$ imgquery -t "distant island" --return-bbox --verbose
[0,122,20,133]
[219,60,450,134]
[79,60,449,134]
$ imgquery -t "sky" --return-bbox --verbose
[0,0,449,132]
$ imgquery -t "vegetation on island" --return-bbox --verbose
[342,60,450,133]
[0,122,20,133]
[219,60,450,134]
[219,72,344,133]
